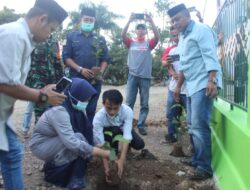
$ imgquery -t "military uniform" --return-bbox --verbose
[26,35,63,122]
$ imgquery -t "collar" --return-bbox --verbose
[19,18,36,46]
[77,30,94,37]
[182,20,195,38]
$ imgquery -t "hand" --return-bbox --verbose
[80,68,94,79]
[129,13,136,22]
[166,56,173,65]
[42,84,66,106]
[115,158,124,178]
[205,82,218,98]
[174,86,181,102]
[144,14,153,23]
[172,73,178,80]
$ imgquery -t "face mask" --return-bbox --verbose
[72,101,88,112]
[81,22,94,32]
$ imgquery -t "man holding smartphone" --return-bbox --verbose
[121,13,160,135]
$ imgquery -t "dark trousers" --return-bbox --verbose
[103,127,145,154]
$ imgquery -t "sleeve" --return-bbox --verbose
[162,47,172,61]
[122,37,133,48]
[99,36,110,63]
[122,106,133,141]
[62,33,73,62]
[197,25,221,72]
[49,107,93,157]
[149,38,157,50]
[0,31,25,85]
[93,111,105,145]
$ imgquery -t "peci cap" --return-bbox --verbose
[81,7,96,17]
[136,24,146,30]
[34,0,68,24]
[167,3,188,17]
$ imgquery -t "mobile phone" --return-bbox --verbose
[134,13,145,19]
[188,6,196,12]
[170,54,180,61]
[54,77,72,93]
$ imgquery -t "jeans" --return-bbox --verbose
[187,89,213,174]
[86,82,102,123]
[0,126,24,190]
[126,74,151,129]
[22,101,34,132]
[166,90,187,136]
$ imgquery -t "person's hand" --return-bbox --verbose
[144,13,153,23]
[174,86,181,102]
[172,72,178,80]
[206,82,218,98]
[80,68,94,79]
[166,56,173,65]
[115,158,124,178]
[42,84,66,106]
[129,13,135,22]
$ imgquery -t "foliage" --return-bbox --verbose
[0,6,24,25]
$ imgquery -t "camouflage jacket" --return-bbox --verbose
[26,36,63,120]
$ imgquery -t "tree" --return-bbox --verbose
[0,6,24,25]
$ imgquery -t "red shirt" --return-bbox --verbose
[123,37,157,50]
[161,45,177,61]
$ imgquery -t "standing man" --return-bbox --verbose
[22,34,64,138]
[121,13,160,136]
[161,26,187,143]
[0,0,67,189]
[167,4,222,180]
[63,7,110,123]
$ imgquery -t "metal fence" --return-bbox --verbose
[213,0,248,110]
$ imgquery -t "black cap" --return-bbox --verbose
[167,3,187,17]
[81,7,96,17]
[34,0,68,24]
[136,24,146,30]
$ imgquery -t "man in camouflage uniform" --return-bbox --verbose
[22,34,63,136]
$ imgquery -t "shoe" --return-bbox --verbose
[164,134,177,143]
[67,177,87,190]
[138,128,147,136]
[180,158,196,167]
[188,169,213,181]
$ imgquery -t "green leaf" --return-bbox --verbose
[103,142,111,150]
[109,148,117,161]
[104,131,113,137]
[112,134,130,144]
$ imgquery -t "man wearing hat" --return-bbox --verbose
[63,7,110,124]
[121,13,160,136]
[167,4,222,180]
[0,0,67,189]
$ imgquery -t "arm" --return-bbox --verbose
[174,71,185,102]
[121,14,134,46]
[116,142,129,178]
[145,14,160,44]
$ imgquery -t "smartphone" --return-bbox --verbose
[170,54,180,61]
[134,13,145,19]
[54,77,72,93]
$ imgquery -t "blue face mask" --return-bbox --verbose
[81,22,94,33]
[69,92,88,112]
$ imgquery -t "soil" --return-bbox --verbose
[1,85,218,190]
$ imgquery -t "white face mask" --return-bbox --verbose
[69,92,88,112]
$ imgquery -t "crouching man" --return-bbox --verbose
[93,89,145,181]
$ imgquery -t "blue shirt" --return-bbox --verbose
[62,31,109,79]
[178,21,222,97]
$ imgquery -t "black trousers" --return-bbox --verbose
[103,126,145,154]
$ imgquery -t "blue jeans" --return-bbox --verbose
[86,82,102,123]
[166,90,187,136]
[126,74,151,128]
[22,101,34,132]
[0,126,24,190]
[187,89,213,174]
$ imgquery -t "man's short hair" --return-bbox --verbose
[167,3,188,17]
[136,24,146,30]
[102,89,123,105]
[26,0,68,24]
[81,7,96,17]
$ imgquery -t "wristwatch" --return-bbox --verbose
[77,66,83,74]
[208,77,217,85]
[37,90,48,105]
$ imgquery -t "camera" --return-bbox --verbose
[170,54,180,61]
[134,13,145,19]
[54,76,72,93]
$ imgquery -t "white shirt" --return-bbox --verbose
[168,46,187,95]
[0,18,35,151]
[93,104,133,145]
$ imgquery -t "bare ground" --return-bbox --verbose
[1,85,217,190]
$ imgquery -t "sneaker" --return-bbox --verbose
[138,128,147,136]
[180,158,196,167]
[67,177,87,190]
[188,169,213,181]
[164,134,177,143]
